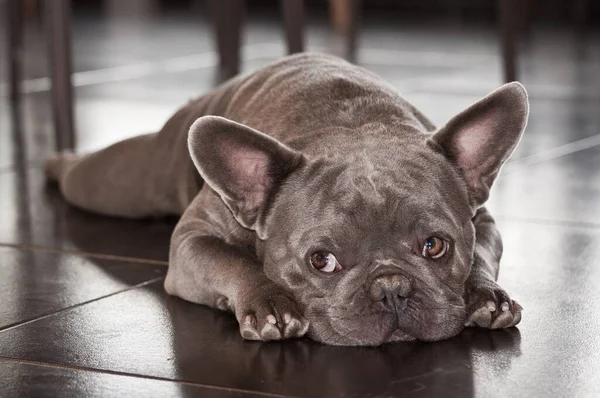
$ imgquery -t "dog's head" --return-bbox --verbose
[188,83,529,345]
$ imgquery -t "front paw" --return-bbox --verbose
[236,287,309,341]
[464,278,522,329]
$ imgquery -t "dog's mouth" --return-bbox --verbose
[387,328,416,342]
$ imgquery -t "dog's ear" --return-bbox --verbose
[188,116,303,237]
[430,82,529,208]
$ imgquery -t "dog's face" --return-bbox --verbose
[189,82,529,345]
[262,139,475,345]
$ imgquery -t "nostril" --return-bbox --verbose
[368,274,413,303]
[368,279,386,302]
[391,274,413,298]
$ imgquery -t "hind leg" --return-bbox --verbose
[46,131,198,218]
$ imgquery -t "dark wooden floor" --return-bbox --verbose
[1,8,600,398]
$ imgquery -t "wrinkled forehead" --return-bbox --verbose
[312,147,464,203]
[277,147,471,238]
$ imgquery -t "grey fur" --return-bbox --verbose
[46,53,528,345]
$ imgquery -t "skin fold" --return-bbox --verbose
[46,53,527,346]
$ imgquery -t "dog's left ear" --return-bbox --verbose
[430,82,529,208]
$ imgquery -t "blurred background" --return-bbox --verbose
[1,0,599,165]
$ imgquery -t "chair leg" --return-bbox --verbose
[7,0,24,108]
[499,0,518,83]
[45,0,76,151]
[573,0,589,29]
[211,0,244,81]
[329,0,360,62]
[518,0,531,37]
[281,0,304,54]
[346,0,360,62]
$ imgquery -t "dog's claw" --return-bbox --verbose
[467,307,493,327]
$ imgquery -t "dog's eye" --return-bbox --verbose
[422,237,448,259]
[310,252,342,273]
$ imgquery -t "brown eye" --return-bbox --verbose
[422,237,448,259]
[310,252,342,273]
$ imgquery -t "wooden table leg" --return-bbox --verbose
[346,0,360,62]
[45,0,76,151]
[499,0,518,82]
[211,0,244,81]
[281,0,304,54]
[329,0,360,62]
[573,0,589,28]
[7,0,24,108]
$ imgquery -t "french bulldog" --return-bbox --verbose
[46,53,527,345]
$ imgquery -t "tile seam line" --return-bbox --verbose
[0,44,496,92]
[0,242,169,266]
[0,160,45,175]
[405,86,600,100]
[0,357,298,398]
[503,132,600,174]
[494,215,600,230]
[393,54,492,91]
[0,40,282,95]
[4,42,469,94]
[0,277,164,334]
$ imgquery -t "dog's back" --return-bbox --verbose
[224,53,436,146]
[46,53,436,218]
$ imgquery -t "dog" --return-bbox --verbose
[46,53,527,346]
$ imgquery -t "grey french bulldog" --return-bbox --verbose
[46,53,527,346]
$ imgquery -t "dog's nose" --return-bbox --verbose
[369,274,413,304]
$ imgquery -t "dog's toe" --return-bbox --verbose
[466,306,493,327]
[491,311,514,329]
[260,322,283,340]
[240,314,262,340]
[283,313,309,339]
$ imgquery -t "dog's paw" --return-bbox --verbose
[236,288,309,341]
[464,278,522,329]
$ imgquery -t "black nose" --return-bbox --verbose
[368,274,413,305]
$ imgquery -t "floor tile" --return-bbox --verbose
[488,146,600,224]
[0,359,271,398]
[0,246,165,330]
[0,280,479,397]
[405,93,600,159]
[1,221,598,397]
[0,167,175,261]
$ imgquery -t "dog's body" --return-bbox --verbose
[46,53,526,345]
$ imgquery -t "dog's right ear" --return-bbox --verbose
[188,116,303,237]
[430,82,529,209]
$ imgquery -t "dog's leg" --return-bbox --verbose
[464,207,522,329]
[164,191,309,341]
[45,108,200,218]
